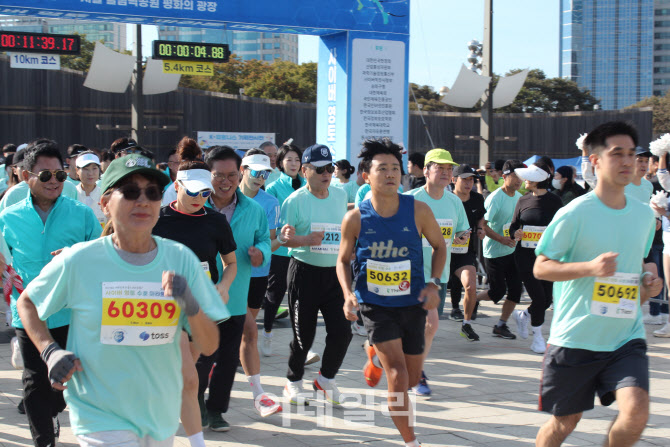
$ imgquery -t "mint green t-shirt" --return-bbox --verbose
[25,236,230,440]
[333,179,359,204]
[281,185,348,267]
[406,187,469,282]
[624,177,654,204]
[483,187,522,259]
[535,192,654,351]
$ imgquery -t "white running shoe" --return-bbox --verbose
[254,393,282,417]
[283,380,309,406]
[305,350,321,366]
[261,332,272,357]
[351,321,367,337]
[643,314,664,325]
[11,337,23,370]
[313,375,343,406]
[530,334,546,354]
[654,323,670,338]
[514,310,529,340]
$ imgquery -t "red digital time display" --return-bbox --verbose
[0,31,80,55]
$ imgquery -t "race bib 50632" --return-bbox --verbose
[591,273,639,319]
[367,259,411,296]
[100,282,181,346]
[310,222,342,254]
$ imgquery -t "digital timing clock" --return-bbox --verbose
[153,40,230,63]
[0,31,80,55]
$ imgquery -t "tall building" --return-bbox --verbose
[0,16,126,51]
[560,0,653,110]
[157,27,299,63]
[654,0,670,97]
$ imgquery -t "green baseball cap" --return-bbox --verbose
[424,148,459,166]
[100,154,171,193]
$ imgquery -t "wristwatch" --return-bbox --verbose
[428,277,441,290]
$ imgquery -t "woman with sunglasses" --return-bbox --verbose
[263,143,306,356]
[16,153,228,447]
[237,148,283,417]
[332,159,358,209]
[161,137,203,206]
[152,160,238,443]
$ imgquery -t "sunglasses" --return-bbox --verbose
[179,182,212,198]
[117,183,163,202]
[248,169,271,180]
[29,170,68,183]
[312,165,335,174]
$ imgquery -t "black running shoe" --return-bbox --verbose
[492,324,516,339]
[460,323,480,341]
[449,308,464,321]
[17,399,25,414]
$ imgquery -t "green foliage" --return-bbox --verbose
[627,93,670,135]
[60,34,131,72]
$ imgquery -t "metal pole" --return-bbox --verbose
[131,24,144,143]
[410,85,436,149]
[479,0,493,167]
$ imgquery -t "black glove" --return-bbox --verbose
[40,342,77,386]
[172,273,200,317]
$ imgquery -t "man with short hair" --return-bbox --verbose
[65,144,87,185]
[259,141,281,186]
[197,146,272,431]
[0,139,101,447]
[476,160,525,339]
[166,149,179,182]
[279,144,352,406]
[406,152,426,190]
[484,159,505,194]
[534,121,661,447]
[624,147,654,204]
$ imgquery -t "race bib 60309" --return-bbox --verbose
[100,282,181,346]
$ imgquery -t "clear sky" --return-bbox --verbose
[298,0,559,92]
[132,0,559,92]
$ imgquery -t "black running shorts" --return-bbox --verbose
[358,302,427,355]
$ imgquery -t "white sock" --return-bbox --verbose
[187,432,206,447]
[317,373,334,387]
[463,319,471,325]
[405,439,420,447]
[247,374,264,399]
[532,325,543,336]
[263,331,272,338]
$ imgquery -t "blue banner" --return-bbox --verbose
[0,0,409,36]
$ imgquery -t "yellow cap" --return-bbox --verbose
[424,148,459,166]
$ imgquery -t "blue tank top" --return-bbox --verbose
[354,194,425,307]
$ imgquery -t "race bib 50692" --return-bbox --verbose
[100,282,181,346]
[591,273,639,319]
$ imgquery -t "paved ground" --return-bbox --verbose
[1,298,670,447]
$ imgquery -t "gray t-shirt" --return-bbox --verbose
[113,243,158,266]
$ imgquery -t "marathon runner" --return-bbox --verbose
[264,144,307,357]
[337,138,446,447]
[332,159,358,208]
[508,163,563,354]
[152,159,238,443]
[16,153,228,447]
[197,146,272,431]
[278,144,352,406]
[476,160,525,339]
[0,140,101,447]
[406,148,469,395]
[259,141,281,186]
[64,144,86,185]
[238,149,283,417]
[162,138,203,206]
[75,151,106,227]
[534,121,661,446]
[448,164,486,342]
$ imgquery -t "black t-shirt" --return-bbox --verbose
[458,191,486,253]
[152,204,237,283]
[509,192,563,272]
[409,175,426,190]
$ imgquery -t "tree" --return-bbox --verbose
[494,69,600,113]
[408,83,460,112]
[60,34,131,72]
[627,94,670,135]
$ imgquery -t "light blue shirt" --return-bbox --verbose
[535,192,655,351]
[266,172,305,257]
[0,180,78,213]
[624,177,654,204]
[0,195,101,328]
[250,189,280,277]
[483,187,522,259]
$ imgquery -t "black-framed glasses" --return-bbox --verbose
[249,169,271,180]
[179,181,212,198]
[29,170,68,183]
[311,165,335,175]
[117,183,163,202]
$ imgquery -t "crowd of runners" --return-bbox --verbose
[0,119,667,447]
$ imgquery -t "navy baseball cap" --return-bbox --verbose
[301,144,333,168]
[635,146,652,158]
